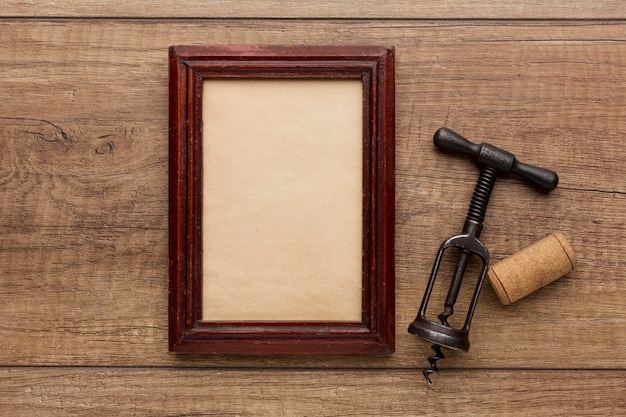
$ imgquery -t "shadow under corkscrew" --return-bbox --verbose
[423,344,445,386]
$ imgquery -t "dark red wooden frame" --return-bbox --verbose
[169,45,395,354]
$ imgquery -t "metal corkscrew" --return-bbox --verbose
[408,127,559,385]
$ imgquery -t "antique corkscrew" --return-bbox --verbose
[408,127,559,385]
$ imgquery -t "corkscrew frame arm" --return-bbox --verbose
[409,233,489,352]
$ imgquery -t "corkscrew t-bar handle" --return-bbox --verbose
[434,127,559,191]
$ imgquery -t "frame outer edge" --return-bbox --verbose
[168,47,188,351]
[168,45,396,354]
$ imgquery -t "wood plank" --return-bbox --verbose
[0,20,624,369]
[2,1,626,19]
[0,188,621,368]
[1,368,625,416]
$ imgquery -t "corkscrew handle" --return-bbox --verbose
[433,127,559,191]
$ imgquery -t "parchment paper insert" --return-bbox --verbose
[202,79,363,321]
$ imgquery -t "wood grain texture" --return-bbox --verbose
[3,1,626,19]
[1,368,625,416]
[0,13,624,416]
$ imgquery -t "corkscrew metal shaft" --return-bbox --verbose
[408,128,559,385]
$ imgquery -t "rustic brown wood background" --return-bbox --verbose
[1,2,625,415]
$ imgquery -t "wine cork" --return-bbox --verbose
[488,233,577,305]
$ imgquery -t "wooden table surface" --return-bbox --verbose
[1,2,625,415]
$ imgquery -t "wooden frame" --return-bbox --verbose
[169,45,395,354]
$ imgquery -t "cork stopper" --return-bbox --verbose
[488,233,577,305]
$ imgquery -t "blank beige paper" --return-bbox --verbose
[202,79,363,322]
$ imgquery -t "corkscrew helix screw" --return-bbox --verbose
[423,344,445,385]
[408,128,559,385]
